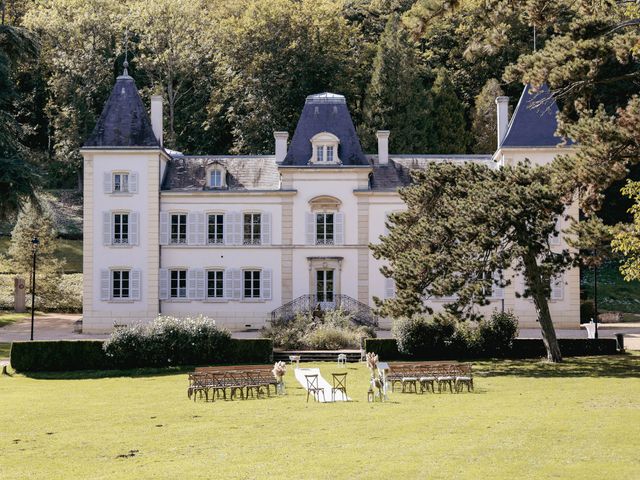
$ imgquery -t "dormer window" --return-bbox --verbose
[207,164,226,189]
[309,132,340,165]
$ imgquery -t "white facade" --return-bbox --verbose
[81,83,581,333]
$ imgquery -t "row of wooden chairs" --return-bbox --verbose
[188,367,279,401]
[386,362,474,394]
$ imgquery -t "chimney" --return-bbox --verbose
[376,130,390,165]
[495,96,509,147]
[151,95,163,147]
[274,131,288,163]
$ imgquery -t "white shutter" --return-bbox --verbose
[100,269,110,301]
[224,268,234,299]
[195,268,206,299]
[196,212,206,245]
[261,212,272,245]
[103,173,112,193]
[130,269,141,300]
[187,213,198,245]
[232,268,242,299]
[129,172,138,193]
[187,269,198,299]
[129,212,139,245]
[159,212,169,245]
[385,277,396,299]
[334,212,345,245]
[492,272,504,300]
[103,212,112,246]
[262,268,272,300]
[159,268,169,300]
[306,212,316,245]
[551,274,564,300]
[233,212,243,245]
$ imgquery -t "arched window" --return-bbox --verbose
[309,132,340,165]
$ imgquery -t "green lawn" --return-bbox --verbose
[0,238,82,273]
[1,356,639,479]
[0,311,32,328]
[582,261,640,315]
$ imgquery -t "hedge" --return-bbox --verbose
[365,337,619,361]
[10,338,273,372]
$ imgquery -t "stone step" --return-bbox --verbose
[273,349,362,363]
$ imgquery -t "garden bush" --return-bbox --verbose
[10,340,109,371]
[104,315,233,368]
[263,308,376,349]
[392,313,458,358]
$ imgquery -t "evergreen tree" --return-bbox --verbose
[428,68,468,153]
[360,14,432,153]
[471,78,504,154]
[372,161,572,362]
[8,201,64,305]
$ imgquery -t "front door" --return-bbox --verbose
[316,269,335,308]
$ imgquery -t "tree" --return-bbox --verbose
[428,68,468,153]
[8,201,64,305]
[372,161,572,362]
[471,78,504,154]
[612,181,640,281]
[0,24,39,221]
[360,14,432,153]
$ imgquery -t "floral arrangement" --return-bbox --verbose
[366,352,379,372]
[272,361,287,382]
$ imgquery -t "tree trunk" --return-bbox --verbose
[523,251,563,362]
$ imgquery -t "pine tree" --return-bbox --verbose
[360,14,433,153]
[428,68,468,153]
[372,161,571,362]
[471,78,504,154]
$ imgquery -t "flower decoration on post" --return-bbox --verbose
[365,352,384,402]
[272,361,287,394]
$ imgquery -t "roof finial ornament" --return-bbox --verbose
[122,28,130,77]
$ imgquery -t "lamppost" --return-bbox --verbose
[30,236,39,341]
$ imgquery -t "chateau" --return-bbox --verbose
[80,71,579,333]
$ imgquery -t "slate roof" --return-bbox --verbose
[84,74,159,149]
[501,84,572,148]
[161,156,281,191]
[281,92,367,166]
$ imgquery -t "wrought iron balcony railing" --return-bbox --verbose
[270,294,378,328]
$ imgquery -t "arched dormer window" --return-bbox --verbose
[309,132,340,165]
[207,163,227,189]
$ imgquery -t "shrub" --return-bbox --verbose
[477,310,519,356]
[103,315,233,369]
[392,313,457,357]
[11,340,108,372]
[263,307,376,349]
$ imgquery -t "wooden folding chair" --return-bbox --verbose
[331,373,348,402]
[305,374,325,403]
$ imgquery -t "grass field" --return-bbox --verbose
[1,356,639,479]
[0,342,10,358]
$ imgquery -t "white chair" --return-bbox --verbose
[337,353,347,366]
[583,320,596,339]
[289,355,301,368]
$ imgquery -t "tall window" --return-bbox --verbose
[170,270,187,298]
[316,270,334,302]
[112,270,130,299]
[113,213,129,244]
[316,213,334,245]
[316,145,324,162]
[207,270,224,299]
[243,270,261,299]
[170,214,187,244]
[210,169,223,188]
[208,214,224,244]
[113,173,129,193]
[243,213,261,245]
[326,146,334,163]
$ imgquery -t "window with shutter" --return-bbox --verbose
[111,270,130,299]
[208,213,224,244]
[112,213,129,245]
[170,214,187,244]
[207,270,225,299]
[316,213,334,245]
[243,213,262,245]
[243,270,261,299]
[170,269,188,298]
[551,275,564,300]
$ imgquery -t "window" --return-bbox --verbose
[309,132,340,164]
[113,173,129,193]
[316,213,334,245]
[170,214,187,244]
[170,270,187,298]
[243,213,261,245]
[208,214,224,244]
[316,270,334,303]
[113,213,129,244]
[316,145,324,162]
[112,270,130,299]
[210,169,223,188]
[207,270,224,299]
[243,270,261,299]
[326,146,334,163]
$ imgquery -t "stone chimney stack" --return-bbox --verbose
[274,131,289,163]
[151,95,163,147]
[376,130,390,165]
[495,96,509,147]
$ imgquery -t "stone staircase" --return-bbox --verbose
[273,349,362,363]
